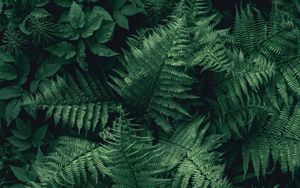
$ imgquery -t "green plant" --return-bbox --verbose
[2,0,300,187]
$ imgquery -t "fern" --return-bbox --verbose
[29,136,107,187]
[142,0,178,24]
[220,53,275,98]
[158,116,233,187]
[100,111,169,187]
[158,116,208,169]
[276,56,300,97]
[23,70,117,133]
[192,0,213,18]
[192,42,233,72]
[212,52,274,136]
[110,17,196,132]
[243,103,300,177]
[215,91,267,137]
[233,5,297,59]
[233,5,267,57]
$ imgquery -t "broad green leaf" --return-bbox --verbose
[96,23,115,43]
[35,58,63,80]
[15,54,30,85]
[29,80,41,93]
[36,0,50,7]
[93,6,113,21]
[0,86,25,100]
[7,137,31,151]
[121,5,143,16]
[23,103,37,119]
[10,166,30,182]
[69,1,85,28]
[87,40,118,57]
[53,23,76,39]
[0,52,14,63]
[76,40,88,70]
[81,8,103,38]
[46,42,76,59]
[36,147,44,161]
[0,63,17,80]
[0,101,5,119]
[53,0,72,7]
[15,119,31,139]
[5,99,22,125]
[32,125,48,147]
[113,0,127,10]
[113,11,129,30]
[292,0,300,13]
[30,8,50,17]
[0,2,3,13]
[11,129,29,140]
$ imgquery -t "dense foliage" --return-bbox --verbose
[1,0,300,187]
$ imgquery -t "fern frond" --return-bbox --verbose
[191,42,233,72]
[233,5,267,56]
[243,103,300,177]
[23,70,117,133]
[167,16,191,59]
[233,5,297,59]
[101,112,169,187]
[158,116,208,169]
[30,136,107,187]
[173,148,233,188]
[215,91,267,137]
[142,0,178,24]
[277,56,300,97]
[192,0,212,18]
[110,18,196,132]
[157,116,233,188]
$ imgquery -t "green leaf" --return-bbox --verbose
[5,99,22,125]
[30,8,51,17]
[35,58,63,80]
[7,137,31,151]
[11,129,28,140]
[96,23,115,43]
[0,63,17,80]
[54,23,77,39]
[10,166,30,182]
[113,11,129,30]
[113,0,127,10]
[76,40,88,70]
[121,5,143,16]
[0,86,25,100]
[0,2,3,13]
[15,119,31,139]
[53,0,72,7]
[46,42,76,60]
[36,0,50,7]
[80,7,103,38]
[0,52,14,63]
[92,6,113,21]
[87,40,118,57]
[15,55,30,85]
[32,125,48,147]
[69,1,85,28]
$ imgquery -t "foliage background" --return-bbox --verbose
[1,0,300,187]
